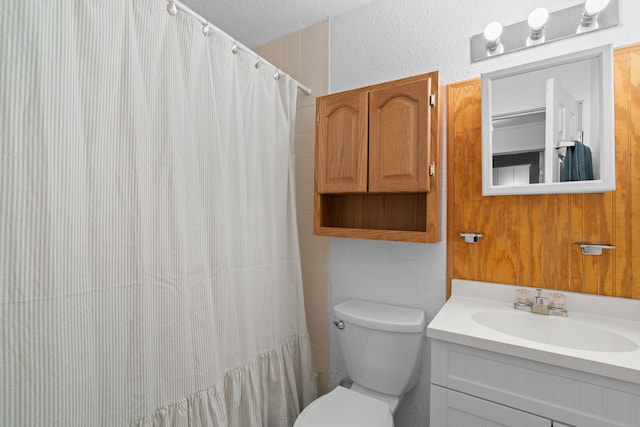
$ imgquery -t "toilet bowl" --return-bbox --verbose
[294,299,425,427]
[294,386,393,427]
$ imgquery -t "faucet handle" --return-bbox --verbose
[549,292,567,310]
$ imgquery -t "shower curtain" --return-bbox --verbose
[0,1,317,425]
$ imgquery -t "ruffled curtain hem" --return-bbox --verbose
[132,334,318,427]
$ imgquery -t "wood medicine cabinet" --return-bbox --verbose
[313,72,441,243]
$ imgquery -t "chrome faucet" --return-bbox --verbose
[513,288,568,317]
[531,288,549,315]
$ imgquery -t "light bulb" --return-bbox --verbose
[483,21,503,43]
[527,7,548,44]
[528,8,549,31]
[483,21,503,54]
[585,0,610,15]
[580,0,610,30]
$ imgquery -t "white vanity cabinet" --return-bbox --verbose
[430,339,640,427]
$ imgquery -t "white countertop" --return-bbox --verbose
[426,279,640,385]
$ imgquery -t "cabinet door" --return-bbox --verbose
[316,90,369,193]
[431,385,551,427]
[369,76,432,193]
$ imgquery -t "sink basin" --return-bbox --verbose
[471,311,639,352]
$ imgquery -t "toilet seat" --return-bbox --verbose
[294,386,394,427]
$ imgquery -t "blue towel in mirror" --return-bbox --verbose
[561,141,594,181]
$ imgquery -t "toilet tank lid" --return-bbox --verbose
[333,299,425,333]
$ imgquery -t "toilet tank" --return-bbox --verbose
[334,299,425,397]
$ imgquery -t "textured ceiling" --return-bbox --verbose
[180,0,379,48]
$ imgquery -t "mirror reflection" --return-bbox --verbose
[482,45,615,195]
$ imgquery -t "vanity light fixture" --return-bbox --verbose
[470,0,618,62]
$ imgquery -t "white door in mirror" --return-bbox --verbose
[546,77,584,183]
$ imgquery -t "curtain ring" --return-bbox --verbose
[273,71,280,80]
[254,60,261,69]
[202,23,212,37]
[167,1,178,16]
[231,43,239,54]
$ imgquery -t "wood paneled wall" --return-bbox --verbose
[446,44,640,299]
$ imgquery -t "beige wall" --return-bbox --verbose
[255,20,330,394]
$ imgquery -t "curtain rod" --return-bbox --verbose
[166,0,312,96]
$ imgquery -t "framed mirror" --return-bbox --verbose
[481,44,615,195]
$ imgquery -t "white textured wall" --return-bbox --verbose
[331,0,640,92]
[328,1,640,426]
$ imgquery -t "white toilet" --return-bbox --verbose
[294,299,426,427]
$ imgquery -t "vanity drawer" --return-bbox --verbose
[431,384,551,426]
[431,340,640,427]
